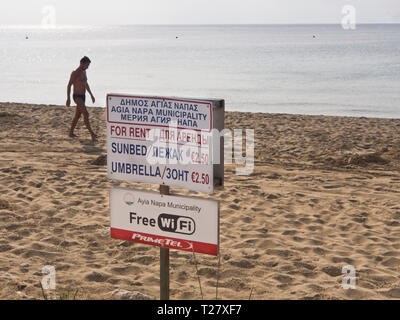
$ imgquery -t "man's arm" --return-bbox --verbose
[86,82,95,104]
[66,71,76,107]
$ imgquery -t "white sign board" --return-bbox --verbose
[106,94,224,194]
[110,187,219,256]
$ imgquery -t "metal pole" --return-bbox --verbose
[159,184,170,300]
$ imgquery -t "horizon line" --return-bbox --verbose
[0,22,399,28]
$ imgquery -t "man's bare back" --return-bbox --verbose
[66,56,97,142]
[71,68,88,95]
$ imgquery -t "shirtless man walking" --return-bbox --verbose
[66,56,98,141]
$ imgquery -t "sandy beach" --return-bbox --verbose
[1,102,400,300]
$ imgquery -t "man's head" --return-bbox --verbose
[80,56,91,70]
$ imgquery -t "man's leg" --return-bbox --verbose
[69,105,82,137]
[76,99,97,141]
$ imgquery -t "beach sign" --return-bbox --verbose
[106,94,224,194]
[110,187,219,256]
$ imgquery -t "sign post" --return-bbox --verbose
[107,93,224,300]
[159,184,170,300]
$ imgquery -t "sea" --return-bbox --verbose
[0,24,399,118]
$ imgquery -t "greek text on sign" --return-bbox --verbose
[110,188,219,256]
[108,96,212,131]
[106,94,224,194]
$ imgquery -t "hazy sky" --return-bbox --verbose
[0,0,399,25]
